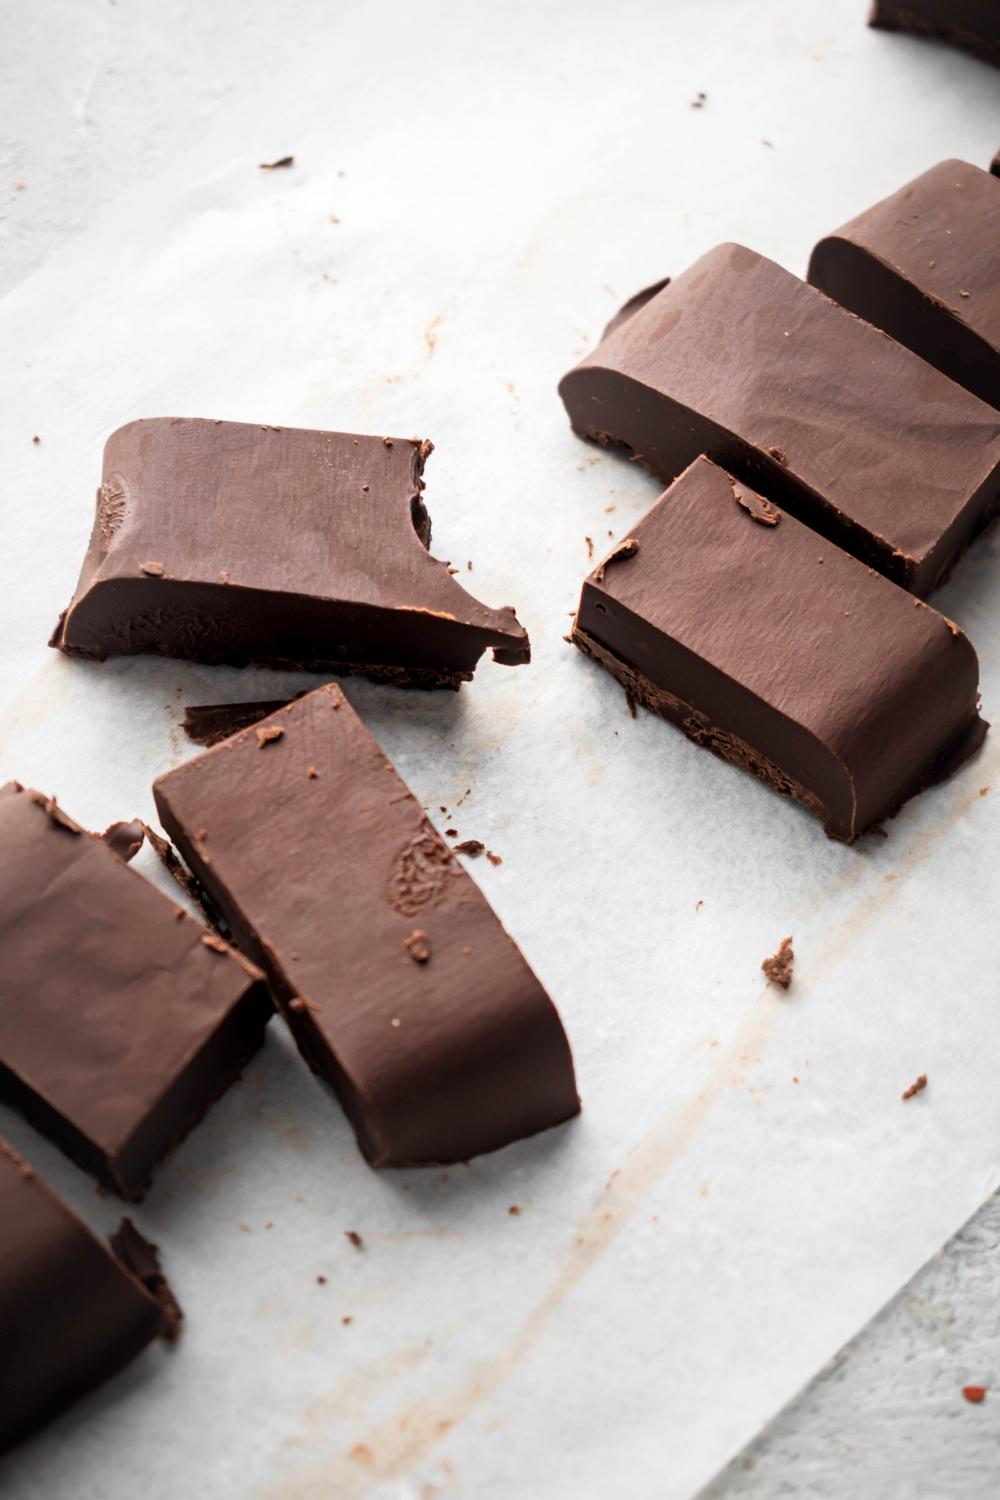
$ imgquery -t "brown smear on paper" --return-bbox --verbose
[254,1004,777,1500]
[254,745,999,1499]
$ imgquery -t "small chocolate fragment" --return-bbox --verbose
[570,458,987,842]
[868,1,1000,67]
[107,1219,183,1340]
[256,723,284,747]
[762,936,794,989]
[0,1139,176,1453]
[0,784,272,1198]
[901,1073,928,1100]
[102,817,145,863]
[183,699,295,747]
[259,154,294,169]
[559,244,1000,595]
[51,419,530,688]
[454,839,485,857]
[154,687,580,1167]
[809,160,1000,409]
[404,929,431,963]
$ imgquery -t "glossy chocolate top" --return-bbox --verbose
[153,686,579,1167]
[51,419,529,684]
[0,1139,168,1453]
[559,243,1000,592]
[0,783,270,1197]
[574,458,986,840]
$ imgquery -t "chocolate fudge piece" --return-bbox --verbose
[809,160,1000,409]
[0,784,272,1199]
[0,1139,178,1453]
[571,457,987,842]
[153,686,580,1166]
[558,243,1000,595]
[50,419,529,688]
[869,1,1000,67]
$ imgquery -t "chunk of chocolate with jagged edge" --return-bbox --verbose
[50,418,529,688]
[0,1138,179,1454]
[0,783,272,1199]
[153,686,580,1166]
[809,160,1000,410]
[182,699,293,747]
[558,244,1000,596]
[868,1,1000,67]
[570,457,987,842]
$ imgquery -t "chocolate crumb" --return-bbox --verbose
[766,445,788,465]
[404,929,431,963]
[316,1275,327,1285]
[219,569,230,584]
[201,932,229,954]
[901,1073,928,1101]
[508,1205,521,1216]
[585,536,594,558]
[690,90,707,108]
[445,828,458,837]
[140,560,165,576]
[454,839,485,857]
[307,765,318,778]
[762,935,794,989]
[695,899,703,912]
[963,1386,987,1404]
[486,849,503,867]
[288,995,321,1013]
[344,1230,364,1249]
[256,724,284,747]
[32,434,40,444]
[734,487,780,526]
[259,155,294,169]
[342,1315,353,1325]
[928,259,936,268]
[959,289,971,298]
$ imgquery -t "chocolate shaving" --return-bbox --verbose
[139,560,165,577]
[454,839,485,857]
[256,724,285,747]
[102,819,145,863]
[734,488,781,527]
[901,1073,928,1101]
[344,1230,364,1249]
[201,932,229,954]
[259,155,294,170]
[594,538,639,584]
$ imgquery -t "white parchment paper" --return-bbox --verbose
[1,3,999,1497]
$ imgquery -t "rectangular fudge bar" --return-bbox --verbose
[50,419,529,687]
[0,783,272,1198]
[153,686,580,1166]
[809,160,1000,409]
[0,1139,178,1453]
[559,243,1000,595]
[571,458,987,842]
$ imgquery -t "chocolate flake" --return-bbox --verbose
[139,560,164,577]
[256,724,285,747]
[593,538,639,584]
[901,1073,928,1101]
[259,155,294,169]
[404,929,431,963]
[762,936,794,989]
[201,932,229,954]
[734,487,780,527]
[344,1230,364,1249]
[454,839,485,857]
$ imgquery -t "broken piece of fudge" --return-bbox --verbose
[0,1138,179,1454]
[0,783,272,1199]
[868,1,1000,68]
[809,159,1000,409]
[570,458,987,842]
[153,686,580,1166]
[559,244,1000,595]
[50,419,529,687]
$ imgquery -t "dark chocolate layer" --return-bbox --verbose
[0,1139,176,1453]
[51,419,529,688]
[559,243,1000,595]
[0,783,272,1199]
[809,160,1000,409]
[571,457,987,842]
[153,686,580,1166]
[869,1,1000,66]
